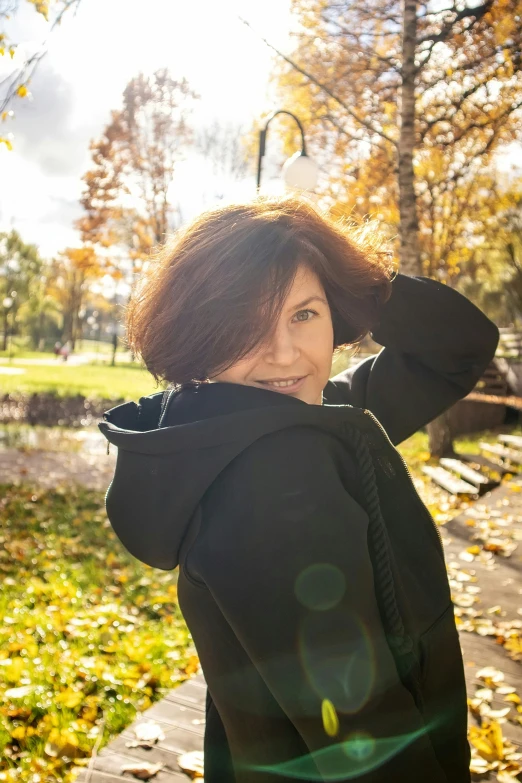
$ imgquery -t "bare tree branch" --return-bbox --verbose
[238,15,398,147]
[0,0,81,115]
[417,0,493,46]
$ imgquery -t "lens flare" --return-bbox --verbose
[249,726,429,780]
[299,608,375,713]
[295,563,346,611]
[321,699,340,737]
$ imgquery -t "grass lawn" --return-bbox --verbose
[0,485,196,783]
[0,362,159,401]
[0,347,359,402]
[0,340,120,361]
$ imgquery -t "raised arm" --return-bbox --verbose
[195,429,450,782]
[324,273,499,445]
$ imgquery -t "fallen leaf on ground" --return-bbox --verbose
[133,720,165,744]
[120,761,164,780]
[477,667,505,684]
[178,750,204,778]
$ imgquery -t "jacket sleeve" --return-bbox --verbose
[198,429,447,782]
[324,273,499,445]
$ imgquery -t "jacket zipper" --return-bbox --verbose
[362,408,444,550]
[159,386,177,427]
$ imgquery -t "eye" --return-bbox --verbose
[293,308,318,323]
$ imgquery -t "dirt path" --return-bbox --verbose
[0,447,116,491]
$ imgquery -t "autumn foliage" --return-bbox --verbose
[271,0,522,280]
[77,70,198,280]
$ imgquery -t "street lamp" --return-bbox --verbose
[256,110,319,193]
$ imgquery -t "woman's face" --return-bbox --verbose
[211,265,334,405]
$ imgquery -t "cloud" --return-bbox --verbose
[10,60,95,177]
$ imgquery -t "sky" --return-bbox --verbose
[0,0,293,256]
[1,1,521,261]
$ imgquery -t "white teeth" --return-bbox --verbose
[264,379,299,388]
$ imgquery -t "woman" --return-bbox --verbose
[100,197,499,783]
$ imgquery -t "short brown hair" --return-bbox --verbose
[126,196,395,384]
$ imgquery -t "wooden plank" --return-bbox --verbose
[75,746,191,781]
[465,392,522,410]
[422,465,478,495]
[443,477,522,760]
[498,434,522,449]
[439,458,494,487]
[75,675,206,782]
[480,442,522,463]
[458,453,515,476]
[143,700,206,732]
[108,727,203,759]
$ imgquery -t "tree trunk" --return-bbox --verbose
[2,310,7,351]
[400,1,455,457]
[427,411,457,458]
[398,0,421,277]
[111,334,118,367]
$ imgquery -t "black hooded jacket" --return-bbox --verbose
[99,274,499,783]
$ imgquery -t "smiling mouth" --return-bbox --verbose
[257,377,306,389]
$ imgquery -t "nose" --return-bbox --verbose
[263,324,300,366]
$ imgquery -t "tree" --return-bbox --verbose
[48,246,100,348]
[0,229,42,349]
[0,0,81,147]
[259,0,522,454]
[459,181,522,323]
[18,269,61,349]
[260,0,522,272]
[195,119,254,186]
[77,69,198,281]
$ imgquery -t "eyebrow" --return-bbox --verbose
[291,295,328,310]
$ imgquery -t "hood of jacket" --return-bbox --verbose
[98,380,374,571]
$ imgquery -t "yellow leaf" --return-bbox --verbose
[44,728,80,758]
[321,698,339,737]
[5,658,26,684]
[504,693,521,704]
[16,85,28,98]
[11,726,26,740]
[488,720,504,758]
[0,137,13,151]
[55,688,84,709]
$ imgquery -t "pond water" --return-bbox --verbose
[0,423,107,454]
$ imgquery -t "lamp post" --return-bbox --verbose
[256,110,319,193]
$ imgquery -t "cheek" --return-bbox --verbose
[305,321,334,372]
[213,356,259,384]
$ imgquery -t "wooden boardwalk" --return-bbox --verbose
[78,479,522,782]
[77,675,206,782]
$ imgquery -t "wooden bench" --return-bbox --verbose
[479,441,522,464]
[422,465,480,496]
[422,435,522,496]
[497,328,522,358]
[498,433,522,448]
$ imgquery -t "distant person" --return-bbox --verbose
[53,341,62,357]
[99,196,499,783]
[60,341,71,362]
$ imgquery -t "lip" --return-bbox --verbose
[255,376,308,394]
